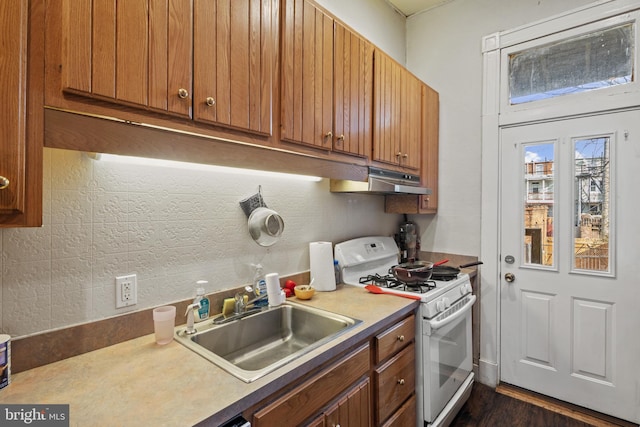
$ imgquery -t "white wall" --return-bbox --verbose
[315,0,407,63]
[406,0,599,257]
[0,149,402,337]
[405,0,599,384]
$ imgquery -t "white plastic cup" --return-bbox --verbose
[153,306,176,345]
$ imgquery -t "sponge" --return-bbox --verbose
[221,295,250,317]
[222,298,235,317]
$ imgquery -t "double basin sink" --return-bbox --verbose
[174,301,361,383]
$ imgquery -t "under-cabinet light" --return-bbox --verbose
[87,153,323,182]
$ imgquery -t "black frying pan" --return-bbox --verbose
[432,261,483,281]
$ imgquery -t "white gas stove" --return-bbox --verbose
[334,236,475,427]
[335,236,472,317]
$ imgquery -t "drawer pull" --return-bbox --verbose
[0,176,9,190]
[178,88,189,99]
[397,378,405,385]
[397,335,405,342]
[205,97,215,107]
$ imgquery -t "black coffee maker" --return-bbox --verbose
[397,214,418,263]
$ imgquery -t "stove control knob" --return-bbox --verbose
[436,298,450,311]
[460,284,471,295]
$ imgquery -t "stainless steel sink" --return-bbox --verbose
[174,301,361,383]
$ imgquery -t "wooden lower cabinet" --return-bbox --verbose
[252,344,370,427]
[308,378,371,427]
[249,313,417,427]
[373,315,417,426]
[374,345,416,424]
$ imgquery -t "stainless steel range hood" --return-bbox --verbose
[330,167,431,195]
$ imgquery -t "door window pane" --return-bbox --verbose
[524,143,555,266]
[509,23,634,104]
[574,138,611,272]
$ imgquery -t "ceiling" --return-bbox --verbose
[385,0,451,17]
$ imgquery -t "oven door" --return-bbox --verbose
[422,295,475,423]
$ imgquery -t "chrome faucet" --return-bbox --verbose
[213,292,268,325]
[184,302,201,335]
[234,291,269,314]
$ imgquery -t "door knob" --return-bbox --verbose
[505,273,515,283]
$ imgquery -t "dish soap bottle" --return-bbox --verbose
[251,264,268,307]
[193,281,210,322]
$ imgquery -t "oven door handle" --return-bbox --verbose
[428,294,476,331]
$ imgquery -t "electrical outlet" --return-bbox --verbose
[115,274,137,308]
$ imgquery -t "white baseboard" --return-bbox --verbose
[477,358,498,387]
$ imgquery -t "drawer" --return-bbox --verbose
[374,342,415,424]
[375,314,415,363]
[381,393,416,427]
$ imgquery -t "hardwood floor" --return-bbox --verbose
[450,383,633,427]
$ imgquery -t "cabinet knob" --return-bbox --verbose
[397,378,405,385]
[205,97,215,107]
[403,153,409,159]
[178,88,189,99]
[336,134,345,143]
[325,131,333,140]
[0,176,9,190]
[395,152,402,158]
[397,335,405,342]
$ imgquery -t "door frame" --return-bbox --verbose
[479,0,640,387]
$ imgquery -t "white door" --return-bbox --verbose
[500,111,640,423]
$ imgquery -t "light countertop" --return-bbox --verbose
[0,285,418,426]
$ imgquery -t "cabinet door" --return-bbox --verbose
[400,72,422,170]
[420,84,439,212]
[374,50,422,172]
[193,0,274,135]
[0,0,43,227]
[373,50,402,166]
[325,378,371,427]
[333,22,373,158]
[281,0,333,149]
[62,0,192,117]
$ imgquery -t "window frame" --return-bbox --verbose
[499,12,640,126]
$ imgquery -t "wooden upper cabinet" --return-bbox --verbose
[333,22,373,158]
[0,0,43,227]
[373,49,421,171]
[281,0,333,150]
[281,0,372,157]
[420,84,439,213]
[61,0,193,117]
[193,0,274,135]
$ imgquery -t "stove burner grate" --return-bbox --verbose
[359,274,436,294]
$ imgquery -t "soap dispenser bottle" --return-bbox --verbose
[252,264,268,307]
[193,280,210,322]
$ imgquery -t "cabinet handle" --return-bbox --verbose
[397,335,405,342]
[0,176,9,190]
[403,153,409,159]
[336,134,345,144]
[395,152,402,158]
[397,378,405,385]
[325,131,333,140]
[178,88,189,99]
[205,97,215,107]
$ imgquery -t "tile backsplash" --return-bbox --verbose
[0,148,399,338]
